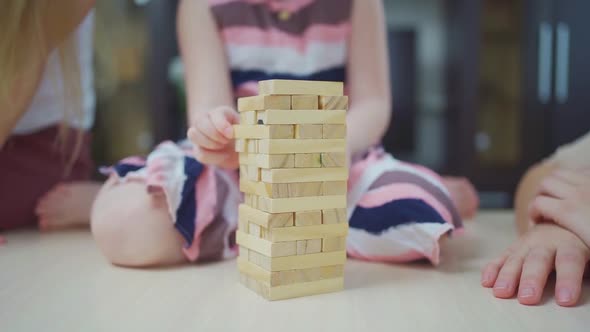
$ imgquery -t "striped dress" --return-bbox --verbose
[107,0,462,265]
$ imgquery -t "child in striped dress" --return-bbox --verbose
[91,0,478,267]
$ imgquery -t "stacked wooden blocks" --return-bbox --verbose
[234,80,349,301]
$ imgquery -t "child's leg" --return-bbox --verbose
[441,176,479,220]
[91,177,187,267]
[514,161,556,234]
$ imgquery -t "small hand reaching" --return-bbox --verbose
[187,106,240,169]
[482,223,589,306]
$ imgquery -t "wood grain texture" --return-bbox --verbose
[258,139,346,154]
[238,95,291,112]
[295,124,323,139]
[319,96,349,110]
[291,95,319,110]
[295,211,322,226]
[295,153,322,168]
[256,195,347,213]
[321,152,347,168]
[261,167,348,183]
[239,153,295,169]
[257,110,346,125]
[322,124,347,139]
[234,125,294,139]
[259,80,343,96]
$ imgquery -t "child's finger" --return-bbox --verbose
[555,247,587,306]
[493,250,526,299]
[539,176,576,199]
[209,108,239,139]
[188,125,226,150]
[481,250,511,287]
[517,247,555,305]
[529,196,565,224]
[196,119,230,145]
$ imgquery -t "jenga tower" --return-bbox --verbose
[234,80,349,301]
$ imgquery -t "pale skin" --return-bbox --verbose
[482,161,590,306]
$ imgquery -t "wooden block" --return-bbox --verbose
[256,195,346,213]
[237,231,296,257]
[257,110,346,125]
[323,181,347,195]
[291,95,319,110]
[261,167,348,183]
[322,208,347,224]
[246,249,346,272]
[322,236,346,252]
[297,239,322,255]
[246,139,258,153]
[319,96,349,110]
[295,124,323,139]
[322,124,346,139]
[240,111,257,125]
[238,218,248,232]
[266,223,348,242]
[246,165,260,181]
[239,247,249,259]
[241,181,323,198]
[259,80,343,96]
[239,165,247,180]
[295,153,322,168]
[248,249,272,270]
[239,204,294,228]
[321,152,347,168]
[235,139,246,152]
[238,95,291,112]
[240,272,344,301]
[240,153,295,169]
[295,211,322,226]
[243,194,257,208]
[248,223,261,238]
[320,265,345,279]
[238,258,343,287]
[258,139,345,154]
[233,125,294,139]
[272,267,322,286]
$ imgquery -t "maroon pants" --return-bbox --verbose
[0,126,93,230]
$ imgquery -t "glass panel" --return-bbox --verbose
[476,0,523,166]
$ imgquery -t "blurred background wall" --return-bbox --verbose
[91,0,590,208]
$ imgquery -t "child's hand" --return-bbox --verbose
[481,223,589,306]
[187,106,240,169]
[530,169,590,249]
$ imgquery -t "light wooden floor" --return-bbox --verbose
[1,211,588,332]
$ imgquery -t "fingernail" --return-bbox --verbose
[481,273,492,284]
[519,287,535,298]
[494,280,509,290]
[557,288,572,303]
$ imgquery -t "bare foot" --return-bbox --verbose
[35,182,102,231]
[442,176,479,220]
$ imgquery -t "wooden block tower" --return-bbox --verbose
[234,80,349,301]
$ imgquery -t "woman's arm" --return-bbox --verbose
[346,0,392,156]
[177,0,234,125]
[0,0,95,146]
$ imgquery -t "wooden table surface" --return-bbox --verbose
[1,211,588,332]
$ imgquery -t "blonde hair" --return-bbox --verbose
[0,1,84,175]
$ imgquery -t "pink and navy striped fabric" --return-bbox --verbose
[208,0,352,97]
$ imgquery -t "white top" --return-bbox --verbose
[12,12,95,135]
[550,131,590,169]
